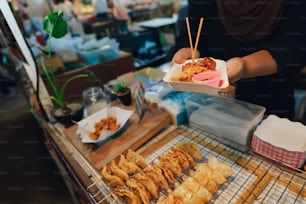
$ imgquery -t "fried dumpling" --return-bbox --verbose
[133,173,159,199]
[118,154,142,174]
[151,162,176,184]
[174,142,203,160]
[114,188,142,204]
[126,149,147,168]
[109,160,129,181]
[101,166,124,187]
[143,166,169,191]
[158,154,182,177]
[126,180,151,204]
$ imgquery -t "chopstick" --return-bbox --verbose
[186,17,204,65]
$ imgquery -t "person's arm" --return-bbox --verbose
[227,50,277,83]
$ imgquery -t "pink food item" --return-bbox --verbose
[192,71,222,87]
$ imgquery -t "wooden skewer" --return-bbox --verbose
[185,17,194,62]
[185,17,204,66]
[193,18,204,63]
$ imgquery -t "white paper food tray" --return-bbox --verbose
[76,106,134,144]
[163,58,229,94]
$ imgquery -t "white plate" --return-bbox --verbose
[76,106,134,144]
[163,58,229,94]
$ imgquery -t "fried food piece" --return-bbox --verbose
[174,142,203,160]
[133,173,159,199]
[191,164,219,193]
[143,166,169,191]
[196,163,227,184]
[101,166,124,187]
[158,154,182,177]
[90,116,121,140]
[108,160,129,181]
[167,149,191,169]
[182,177,212,203]
[173,184,194,203]
[151,162,176,184]
[118,154,142,174]
[114,188,142,204]
[126,180,151,204]
[171,57,217,82]
[126,149,147,168]
[172,147,196,167]
[207,157,233,177]
[205,179,218,194]
[156,192,183,204]
[190,169,209,187]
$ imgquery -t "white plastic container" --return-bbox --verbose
[185,93,266,148]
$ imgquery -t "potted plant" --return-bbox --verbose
[41,11,91,127]
[113,81,132,106]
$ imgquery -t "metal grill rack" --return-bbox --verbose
[87,125,306,204]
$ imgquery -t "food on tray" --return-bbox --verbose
[105,146,233,204]
[151,162,176,184]
[109,160,129,182]
[158,154,183,176]
[89,116,121,140]
[172,147,196,167]
[126,149,148,168]
[171,57,217,82]
[133,173,160,199]
[126,180,151,204]
[174,142,203,160]
[167,149,192,169]
[118,154,142,174]
[208,157,233,177]
[143,166,169,191]
[101,166,124,187]
[114,188,142,204]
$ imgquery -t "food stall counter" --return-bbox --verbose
[40,102,306,203]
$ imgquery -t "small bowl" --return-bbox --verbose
[192,71,222,87]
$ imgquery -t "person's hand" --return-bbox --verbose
[171,48,200,65]
[226,57,245,84]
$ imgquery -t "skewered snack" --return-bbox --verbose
[143,166,169,191]
[126,180,151,204]
[114,188,142,204]
[101,166,124,187]
[174,142,203,160]
[118,154,142,174]
[171,57,217,82]
[126,149,148,168]
[108,160,129,182]
[89,116,121,140]
[133,173,160,199]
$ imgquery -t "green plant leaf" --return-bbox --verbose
[40,59,60,99]
[43,11,68,38]
[59,74,89,103]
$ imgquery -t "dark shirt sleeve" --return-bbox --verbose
[259,0,306,77]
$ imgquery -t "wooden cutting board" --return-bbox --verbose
[64,107,172,170]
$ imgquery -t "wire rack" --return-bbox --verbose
[87,125,306,204]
